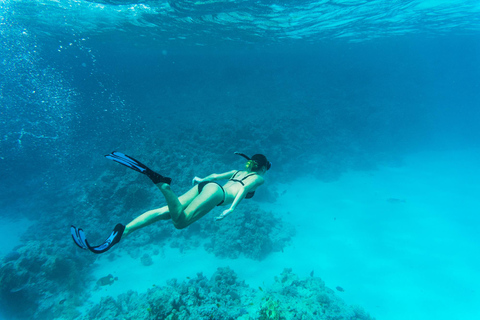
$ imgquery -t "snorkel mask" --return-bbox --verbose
[235,152,271,171]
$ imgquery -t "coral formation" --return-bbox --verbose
[0,239,92,319]
[0,195,293,320]
[201,204,295,260]
[141,253,154,266]
[113,203,295,262]
[260,268,374,320]
[83,267,375,320]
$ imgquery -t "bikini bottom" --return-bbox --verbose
[197,181,225,206]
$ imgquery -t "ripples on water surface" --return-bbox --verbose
[3,0,480,43]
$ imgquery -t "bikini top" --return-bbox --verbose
[229,171,258,199]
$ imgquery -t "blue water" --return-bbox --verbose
[1,0,479,319]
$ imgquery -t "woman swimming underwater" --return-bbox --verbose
[71,151,271,254]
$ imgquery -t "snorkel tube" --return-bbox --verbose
[234,152,251,161]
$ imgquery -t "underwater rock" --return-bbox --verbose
[3,250,21,263]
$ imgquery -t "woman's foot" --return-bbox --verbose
[145,168,172,185]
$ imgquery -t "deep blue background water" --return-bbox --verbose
[3,33,479,206]
[0,0,478,222]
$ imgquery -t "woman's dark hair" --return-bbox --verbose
[246,154,271,172]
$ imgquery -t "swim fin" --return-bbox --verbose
[71,225,88,250]
[105,151,172,184]
[70,223,125,254]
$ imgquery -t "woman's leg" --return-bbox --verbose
[158,182,223,229]
[157,183,183,222]
[123,185,201,236]
[124,206,170,237]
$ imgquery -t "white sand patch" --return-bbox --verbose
[83,148,480,320]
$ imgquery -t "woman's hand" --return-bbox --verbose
[215,208,234,221]
[192,176,203,185]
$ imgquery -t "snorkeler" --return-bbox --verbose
[71,151,271,254]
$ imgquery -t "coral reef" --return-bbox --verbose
[260,268,374,320]
[82,267,375,320]
[201,204,295,260]
[113,203,295,262]
[0,182,293,320]
[0,239,93,320]
[141,253,154,266]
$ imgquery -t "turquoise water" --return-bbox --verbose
[1,1,479,319]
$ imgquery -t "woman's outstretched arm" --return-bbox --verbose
[216,175,264,220]
[192,170,237,185]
